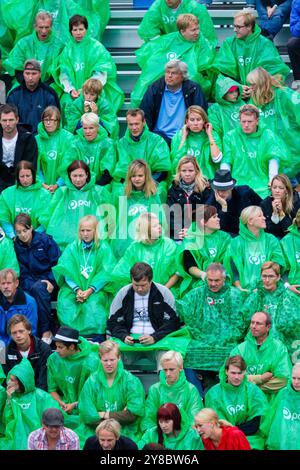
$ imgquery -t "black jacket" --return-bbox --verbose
[166,182,212,239]
[0,124,38,191]
[140,77,207,131]
[206,185,262,236]
[107,283,180,343]
[83,435,138,451]
[260,192,300,239]
[4,335,52,391]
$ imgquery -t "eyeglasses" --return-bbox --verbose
[261,274,277,280]
[233,24,247,30]
[43,118,58,123]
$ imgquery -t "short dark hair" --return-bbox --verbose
[67,160,91,182]
[0,104,19,119]
[69,14,88,32]
[225,355,247,372]
[126,108,145,120]
[130,262,153,282]
[14,213,32,229]
[7,314,32,334]
[15,160,36,186]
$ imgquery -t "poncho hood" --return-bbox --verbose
[219,363,248,389]
[287,223,300,238]
[214,75,243,104]
[159,369,187,391]
[97,358,125,387]
[8,358,35,394]
[238,221,265,241]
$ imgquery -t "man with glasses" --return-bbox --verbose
[213,10,289,99]
[7,59,60,134]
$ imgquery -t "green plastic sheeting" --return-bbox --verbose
[0,181,51,230]
[78,360,145,441]
[74,0,110,40]
[47,337,99,428]
[222,124,287,198]
[36,122,74,185]
[138,0,217,47]
[0,359,60,450]
[53,239,115,335]
[208,75,245,141]
[37,0,82,44]
[0,0,37,45]
[225,222,285,290]
[177,282,246,370]
[3,31,64,81]
[177,223,231,295]
[213,24,290,84]
[261,381,300,449]
[281,224,300,285]
[131,31,215,106]
[241,281,300,359]
[0,231,19,274]
[41,174,110,251]
[205,365,268,449]
[142,369,203,431]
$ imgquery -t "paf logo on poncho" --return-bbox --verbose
[47,150,57,161]
[283,407,300,421]
[208,248,217,258]
[238,56,252,67]
[19,403,31,410]
[206,296,224,305]
[187,148,201,158]
[166,52,179,61]
[247,364,264,375]
[296,252,300,263]
[65,375,76,384]
[162,14,176,24]
[230,111,239,122]
[84,155,95,165]
[68,200,91,210]
[104,401,118,411]
[226,404,245,415]
[74,62,85,72]
[248,254,266,265]
[128,205,147,217]
[16,207,32,215]
[80,265,93,274]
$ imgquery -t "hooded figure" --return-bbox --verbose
[0,358,60,450]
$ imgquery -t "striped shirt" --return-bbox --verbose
[28,427,80,450]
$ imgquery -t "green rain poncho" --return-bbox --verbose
[138,411,204,450]
[114,126,171,182]
[281,224,300,285]
[177,224,231,295]
[213,24,290,85]
[37,0,81,44]
[0,358,60,450]
[47,337,99,427]
[225,222,285,291]
[0,229,19,273]
[0,180,51,231]
[205,365,268,449]
[230,332,291,396]
[222,124,287,198]
[249,87,300,177]
[138,0,217,47]
[261,381,300,450]
[177,282,246,371]
[208,75,245,141]
[142,370,203,432]
[131,31,215,106]
[53,34,124,113]
[41,174,110,251]
[110,190,165,260]
[36,121,74,186]
[3,30,64,82]
[0,0,37,45]
[112,236,179,290]
[170,128,222,179]
[64,92,119,139]
[74,0,110,41]
[78,360,145,440]
[64,128,116,182]
[241,281,300,359]
[0,366,6,436]
[53,239,115,335]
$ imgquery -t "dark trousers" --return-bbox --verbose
[23,280,55,335]
[288,36,300,80]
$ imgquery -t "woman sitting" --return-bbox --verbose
[281,208,300,295]
[194,407,250,450]
[260,174,300,239]
[167,156,211,241]
[0,161,50,239]
[138,403,203,450]
[170,105,222,180]
[53,216,115,342]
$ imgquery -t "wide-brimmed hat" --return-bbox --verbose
[53,326,80,343]
[210,169,237,191]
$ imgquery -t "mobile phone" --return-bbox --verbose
[133,338,140,343]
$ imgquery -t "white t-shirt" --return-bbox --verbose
[130,292,155,336]
[2,133,18,167]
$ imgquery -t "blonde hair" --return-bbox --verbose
[160,351,183,369]
[99,340,120,358]
[240,205,263,225]
[293,208,300,227]
[194,408,233,428]
[177,13,198,32]
[81,112,99,127]
[78,215,99,247]
[125,159,157,197]
[174,156,208,193]
[234,10,256,30]
[135,212,161,244]
[261,261,280,276]
[239,104,260,120]
[185,105,208,125]
[96,419,121,439]
[82,78,103,97]
[247,67,283,107]
[270,174,293,215]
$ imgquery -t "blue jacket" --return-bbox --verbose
[7,80,60,134]
[290,0,300,37]
[14,231,61,287]
[0,288,38,344]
